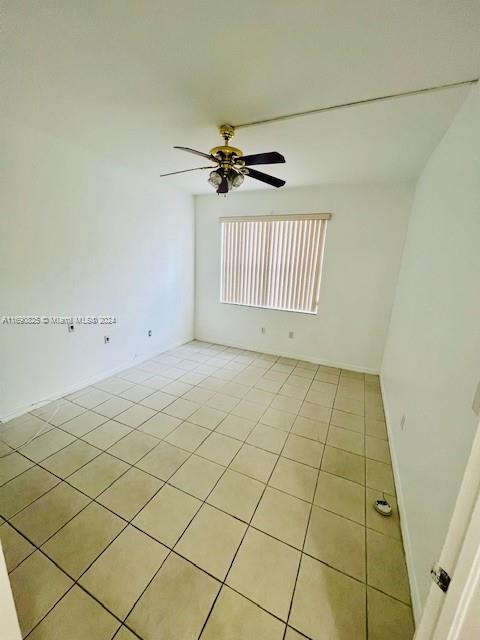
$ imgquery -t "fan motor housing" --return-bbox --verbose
[209,145,243,158]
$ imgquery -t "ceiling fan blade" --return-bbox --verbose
[245,168,286,188]
[238,152,285,166]
[217,175,229,194]
[160,166,212,177]
[173,146,215,161]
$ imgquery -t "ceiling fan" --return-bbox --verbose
[160,124,286,194]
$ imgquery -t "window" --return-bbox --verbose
[220,213,330,314]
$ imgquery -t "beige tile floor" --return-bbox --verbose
[0,341,415,639]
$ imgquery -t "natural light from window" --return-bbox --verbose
[220,214,330,314]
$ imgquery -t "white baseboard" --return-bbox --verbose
[194,334,380,374]
[0,336,192,423]
[380,374,422,624]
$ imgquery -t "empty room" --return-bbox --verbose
[1,2,480,639]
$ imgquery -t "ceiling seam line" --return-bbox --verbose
[233,78,479,129]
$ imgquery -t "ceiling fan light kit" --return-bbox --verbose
[160,124,286,194]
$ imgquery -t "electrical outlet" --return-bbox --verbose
[288,331,294,339]
[104,336,110,344]
[148,329,152,337]
[400,414,406,430]
[261,327,266,334]
[67,323,74,333]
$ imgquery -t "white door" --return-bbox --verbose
[0,539,22,640]
[414,418,480,639]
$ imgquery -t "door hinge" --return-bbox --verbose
[431,565,451,593]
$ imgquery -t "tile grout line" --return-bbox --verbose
[6,465,409,636]
[189,359,311,637]
[112,376,288,636]
[281,366,339,639]
[3,346,283,639]
[3,348,374,490]
[99,350,295,638]
[5,386,381,529]
[194,367,315,639]
[2,349,296,523]
[1,352,255,516]
[12,345,245,638]
[1,343,410,639]
[2,390,402,567]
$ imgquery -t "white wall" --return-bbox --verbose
[381,85,480,618]
[195,183,413,372]
[0,116,194,420]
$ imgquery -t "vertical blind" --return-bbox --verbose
[220,214,330,314]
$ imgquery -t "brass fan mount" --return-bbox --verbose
[209,124,243,159]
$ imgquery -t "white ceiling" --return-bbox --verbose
[2,1,479,193]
